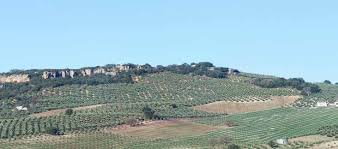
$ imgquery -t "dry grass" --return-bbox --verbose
[310,141,338,149]
[104,119,220,139]
[193,96,300,114]
[289,135,334,143]
[31,104,104,117]
[280,135,338,149]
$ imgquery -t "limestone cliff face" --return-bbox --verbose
[42,70,76,79]
[0,74,30,83]
[81,69,93,77]
[41,64,138,79]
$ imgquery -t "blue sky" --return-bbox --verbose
[0,0,337,82]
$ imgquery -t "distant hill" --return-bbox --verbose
[0,62,329,149]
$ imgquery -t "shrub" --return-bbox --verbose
[268,140,279,148]
[252,77,320,95]
[65,109,74,115]
[324,80,332,84]
[170,104,178,108]
[46,127,63,135]
[126,118,139,127]
[224,120,238,127]
[228,144,241,149]
[142,106,155,119]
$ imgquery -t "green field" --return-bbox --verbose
[2,107,338,148]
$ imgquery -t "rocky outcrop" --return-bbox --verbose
[69,70,75,78]
[42,70,76,79]
[81,69,93,77]
[132,76,141,83]
[116,64,131,72]
[93,68,106,74]
[41,64,141,79]
[0,74,30,83]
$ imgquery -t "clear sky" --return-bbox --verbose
[0,0,337,83]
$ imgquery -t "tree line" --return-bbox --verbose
[252,77,321,95]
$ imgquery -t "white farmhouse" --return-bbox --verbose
[16,106,28,111]
[316,102,328,107]
[276,138,288,145]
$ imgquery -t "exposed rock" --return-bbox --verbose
[60,71,68,78]
[42,72,49,79]
[105,71,117,76]
[0,74,30,83]
[94,68,106,74]
[43,70,73,79]
[41,64,146,79]
[132,76,141,83]
[69,70,76,78]
[42,71,57,79]
[81,69,93,77]
[116,64,130,72]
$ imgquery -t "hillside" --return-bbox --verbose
[0,62,336,149]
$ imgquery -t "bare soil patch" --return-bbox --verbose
[103,119,220,139]
[193,96,300,114]
[31,104,104,117]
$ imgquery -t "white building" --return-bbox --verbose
[276,138,288,145]
[316,102,328,107]
[16,106,28,111]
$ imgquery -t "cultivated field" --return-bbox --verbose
[105,119,220,139]
[1,72,337,148]
[194,96,300,114]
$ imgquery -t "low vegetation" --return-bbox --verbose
[318,125,338,137]
[46,127,63,136]
[65,109,74,115]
